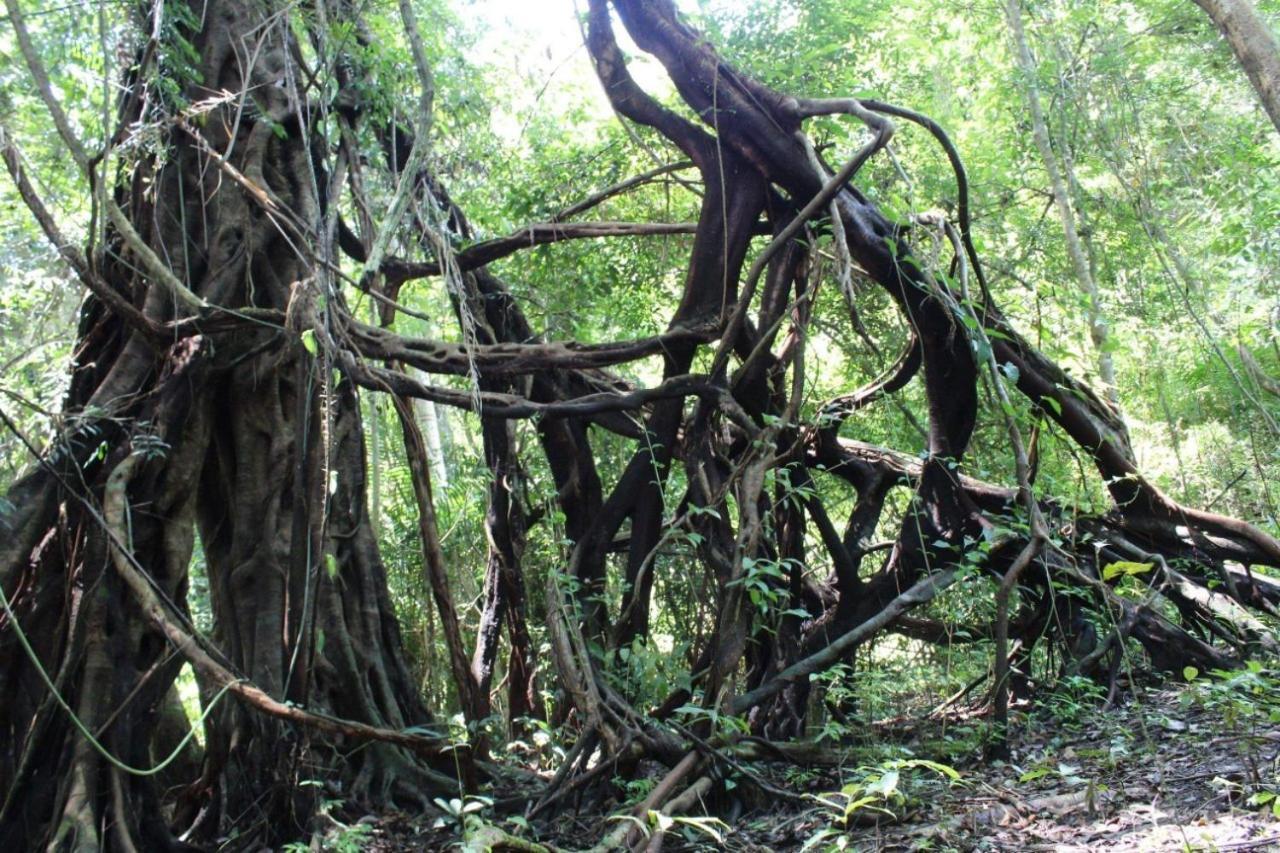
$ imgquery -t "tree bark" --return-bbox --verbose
[0,0,458,846]
[1005,0,1119,404]
[1193,0,1280,135]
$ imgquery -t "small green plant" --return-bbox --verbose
[607,811,730,845]
[281,790,376,853]
[432,794,494,835]
[506,716,565,770]
[783,764,821,788]
[603,638,687,708]
[813,758,962,825]
[672,703,751,739]
[1182,661,1280,801]
[614,774,656,805]
[1248,788,1280,819]
[799,758,962,852]
[1040,674,1107,732]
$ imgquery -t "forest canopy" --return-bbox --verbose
[0,0,1278,849]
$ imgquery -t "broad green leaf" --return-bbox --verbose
[1102,561,1153,581]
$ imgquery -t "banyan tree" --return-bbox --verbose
[0,0,1277,848]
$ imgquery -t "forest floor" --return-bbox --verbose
[339,677,1280,852]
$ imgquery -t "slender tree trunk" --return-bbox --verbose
[1005,0,1119,404]
[1192,0,1280,135]
[393,387,478,722]
[418,397,450,487]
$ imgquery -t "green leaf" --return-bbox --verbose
[899,759,962,781]
[671,815,728,842]
[865,769,899,799]
[1183,666,1199,681]
[843,795,882,816]
[1102,560,1153,581]
[301,329,318,356]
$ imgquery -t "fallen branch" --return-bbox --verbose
[730,569,960,714]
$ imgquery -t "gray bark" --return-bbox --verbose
[1005,0,1119,405]
[1193,0,1280,136]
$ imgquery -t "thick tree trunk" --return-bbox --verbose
[1192,0,1280,135]
[0,0,455,847]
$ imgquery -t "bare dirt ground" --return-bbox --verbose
[343,679,1280,852]
[740,681,1280,852]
